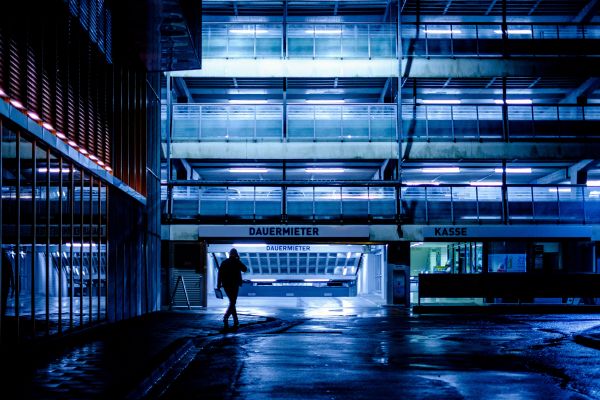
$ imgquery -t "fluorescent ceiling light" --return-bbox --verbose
[229,168,269,173]
[306,29,342,35]
[548,188,572,193]
[494,168,532,174]
[421,99,461,104]
[461,216,502,220]
[410,242,423,247]
[494,99,533,105]
[424,29,462,34]
[56,132,67,139]
[494,29,532,35]
[304,278,329,282]
[422,167,460,173]
[305,168,345,173]
[589,190,600,197]
[228,100,268,104]
[587,180,600,186]
[405,181,440,186]
[0,88,6,97]
[306,99,345,104]
[229,29,269,34]
[42,122,54,131]
[251,278,276,282]
[470,181,502,186]
[38,168,66,173]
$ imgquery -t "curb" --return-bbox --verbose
[125,337,196,400]
[126,317,292,399]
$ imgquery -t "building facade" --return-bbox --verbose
[0,0,202,343]
[162,0,600,306]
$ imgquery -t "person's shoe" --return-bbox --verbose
[233,320,240,328]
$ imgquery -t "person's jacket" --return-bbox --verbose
[217,256,248,288]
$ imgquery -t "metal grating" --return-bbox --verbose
[401,0,595,17]
[203,1,391,17]
[214,251,361,276]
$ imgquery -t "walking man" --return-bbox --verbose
[217,248,247,329]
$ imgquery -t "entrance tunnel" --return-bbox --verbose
[207,243,386,300]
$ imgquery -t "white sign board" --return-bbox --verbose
[422,225,592,239]
[199,225,370,239]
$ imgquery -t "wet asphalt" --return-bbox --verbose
[152,298,600,400]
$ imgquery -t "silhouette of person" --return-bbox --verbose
[1,248,15,316]
[217,248,247,329]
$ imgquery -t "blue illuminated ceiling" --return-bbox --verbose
[169,76,599,104]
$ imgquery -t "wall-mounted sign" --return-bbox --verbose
[199,225,370,238]
[422,225,592,239]
[266,245,311,252]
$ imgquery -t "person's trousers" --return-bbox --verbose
[223,286,239,324]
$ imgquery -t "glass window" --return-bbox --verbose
[1,124,18,330]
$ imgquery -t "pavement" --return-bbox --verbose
[0,308,279,399]
[0,298,599,399]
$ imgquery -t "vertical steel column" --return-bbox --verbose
[106,187,111,322]
[79,171,84,325]
[282,161,287,222]
[397,0,403,225]
[97,180,101,321]
[283,78,287,140]
[0,120,3,343]
[502,77,509,142]
[501,160,508,224]
[501,0,508,57]
[89,176,93,323]
[58,157,62,334]
[283,1,288,59]
[15,133,21,341]
[45,150,50,335]
[31,141,37,336]
[166,73,173,219]
[69,164,74,330]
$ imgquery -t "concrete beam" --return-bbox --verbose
[534,160,594,184]
[534,168,567,184]
[165,141,600,161]
[401,58,600,78]
[173,77,193,103]
[171,59,399,78]
[379,78,391,102]
[560,78,600,104]
[573,0,600,23]
[162,223,600,242]
[569,159,596,184]
[170,58,600,79]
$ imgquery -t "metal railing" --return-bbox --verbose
[401,23,600,57]
[163,184,600,224]
[203,23,397,59]
[201,22,600,59]
[166,103,600,142]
